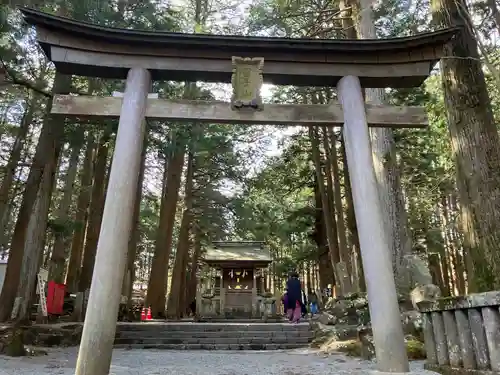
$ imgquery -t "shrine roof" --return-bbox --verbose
[20,7,456,53]
[19,7,460,88]
[204,241,272,264]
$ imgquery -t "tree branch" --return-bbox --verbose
[0,58,52,98]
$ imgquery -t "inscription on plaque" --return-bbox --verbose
[231,56,264,111]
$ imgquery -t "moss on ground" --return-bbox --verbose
[5,328,26,357]
[335,340,362,357]
[406,338,426,360]
[334,338,426,360]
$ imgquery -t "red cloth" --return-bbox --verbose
[47,281,65,315]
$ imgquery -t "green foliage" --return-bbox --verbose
[231,131,319,273]
[46,217,77,239]
[387,77,455,254]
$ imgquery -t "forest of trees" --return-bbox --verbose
[0,0,500,321]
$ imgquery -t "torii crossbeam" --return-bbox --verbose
[51,95,428,127]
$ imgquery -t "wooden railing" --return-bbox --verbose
[417,291,500,374]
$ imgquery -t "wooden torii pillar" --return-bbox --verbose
[338,76,410,373]
[73,68,150,375]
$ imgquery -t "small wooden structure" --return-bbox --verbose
[196,241,272,319]
[19,7,458,375]
[418,291,500,375]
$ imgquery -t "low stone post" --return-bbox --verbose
[482,307,500,371]
[219,271,225,315]
[75,67,151,375]
[455,310,476,369]
[252,270,257,317]
[468,308,490,370]
[337,75,409,373]
[196,280,202,317]
[261,269,266,293]
[220,287,226,315]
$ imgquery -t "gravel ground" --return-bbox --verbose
[0,347,434,375]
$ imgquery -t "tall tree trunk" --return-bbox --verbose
[16,138,61,321]
[424,208,447,293]
[306,262,312,293]
[324,128,351,275]
[428,253,446,292]
[0,72,70,322]
[0,197,15,259]
[313,181,334,292]
[448,193,466,294]
[340,139,365,292]
[123,135,148,314]
[167,149,194,319]
[177,237,192,318]
[432,0,500,292]
[309,126,349,294]
[442,193,465,294]
[0,94,39,250]
[1,153,32,258]
[186,223,202,311]
[441,196,453,293]
[48,127,84,283]
[78,127,111,293]
[321,128,353,294]
[339,0,357,39]
[435,198,452,295]
[355,0,413,295]
[65,132,95,292]
[146,134,186,317]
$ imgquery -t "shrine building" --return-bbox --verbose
[196,241,272,319]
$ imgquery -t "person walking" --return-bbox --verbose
[308,290,319,316]
[300,288,308,317]
[286,271,302,323]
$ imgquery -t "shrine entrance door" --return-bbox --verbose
[223,268,254,316]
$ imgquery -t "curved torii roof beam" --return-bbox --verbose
[20,7,459,88]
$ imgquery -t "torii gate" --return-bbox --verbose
[20,7,456,375]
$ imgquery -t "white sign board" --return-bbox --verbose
[37,268,48,317]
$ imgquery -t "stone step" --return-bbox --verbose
[113,322,313,350]
[115,322,310,332]
[113,343,307,350]
[199,318,285,323]
[114,336,311,345]
[116,330,312,339]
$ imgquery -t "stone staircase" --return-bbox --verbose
[114,321,313,350]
